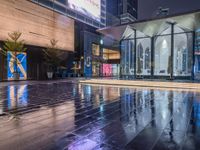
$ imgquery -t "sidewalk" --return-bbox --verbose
[79,79,200,91]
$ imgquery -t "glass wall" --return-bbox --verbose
[136,38,151,75]
[154,25,193,77]
[121,40,135,76]
[154,35,171,76]
[120,24,194,79]
[173,32,193,76]
[194,29,200,79]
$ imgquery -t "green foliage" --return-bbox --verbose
[43,39,62,72]
[2,31,27,54]
[0,31,27,73]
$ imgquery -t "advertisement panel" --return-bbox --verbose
[7,52,27,80]
[68,0,101,21]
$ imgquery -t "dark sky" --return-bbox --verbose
[138,0,200,20]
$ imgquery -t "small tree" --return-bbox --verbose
[43,39,62,72]
[0,31,26,74]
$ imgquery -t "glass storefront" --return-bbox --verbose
[173,32,193,76]
[103,64,120,76]
[121,40,135,76]
[121,25,194,79]
[92,43,100,77]
[154,35,171,76]
[136,38,151,75]
[194,29,200,79]
[92,61,100,77]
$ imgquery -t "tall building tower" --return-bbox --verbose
[119,0,138,24]
[106,0,120,26]
[106,0,138,26]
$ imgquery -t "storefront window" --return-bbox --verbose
[121,40,134,75]
[121,25,193,78]
[154,35,171,76]
[92,44,100,56]
[136,38,151,75]
[103,64,119,76]
[173,32,193,76]
[92,61,100,76]
[103,49,120,60]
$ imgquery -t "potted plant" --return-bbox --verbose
[43,39,62,79]
[0,31,27,80]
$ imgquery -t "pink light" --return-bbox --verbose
[103,64,112,76]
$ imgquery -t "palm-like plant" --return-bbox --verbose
[43,39,62,72]
[0,31,27,74]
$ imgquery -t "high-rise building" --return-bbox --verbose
[106,0,138,26]
[119,0,138,24]
[106,0,120,26]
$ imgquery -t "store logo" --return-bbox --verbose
[86,56,91,67]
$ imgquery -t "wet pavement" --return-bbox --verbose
[0,80,200,150]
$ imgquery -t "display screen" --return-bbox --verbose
[68,0,101,21]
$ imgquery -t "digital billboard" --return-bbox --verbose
[68,0,101,21]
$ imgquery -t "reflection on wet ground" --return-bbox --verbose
[0,80,200,150]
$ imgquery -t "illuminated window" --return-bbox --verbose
[103,49,120,60]
[92,44,100,56]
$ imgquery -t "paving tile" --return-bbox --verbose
[0,80,199,150]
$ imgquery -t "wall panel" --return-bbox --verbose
[0,0,74,51]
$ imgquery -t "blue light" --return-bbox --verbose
[7,52,27,80]
[100,39,103,45]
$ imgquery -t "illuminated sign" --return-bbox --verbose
[68,0,101,21]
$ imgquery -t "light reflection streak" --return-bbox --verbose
[7,85,28,110]
[68,139,98,150]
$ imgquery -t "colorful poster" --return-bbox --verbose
[7,52,27,80]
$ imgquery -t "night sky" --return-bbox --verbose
[138,0,200,19]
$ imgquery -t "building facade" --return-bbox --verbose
[120,25,193,80]
[106,0,138,26]
[30,0,107,28]
[0,0,112,80]
[99,10,200,80]
[119,0,138,24]
[0,0,75,81]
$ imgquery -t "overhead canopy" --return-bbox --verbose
[98,10,200,41]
